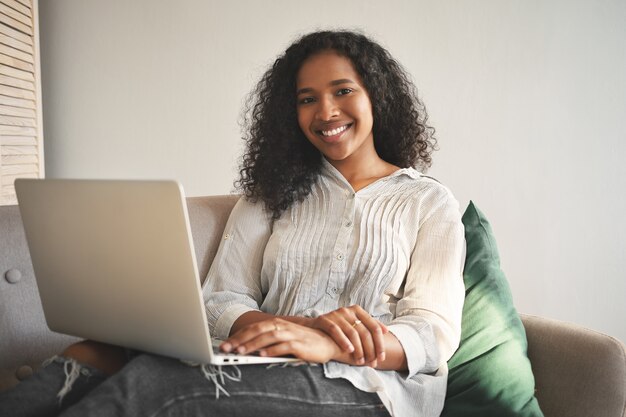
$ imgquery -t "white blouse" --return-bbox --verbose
[203,159,466,417]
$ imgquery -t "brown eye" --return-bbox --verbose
[298,97,315,105]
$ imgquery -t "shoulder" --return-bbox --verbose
[394,169,461,222]
[229,195,273,225]
[398,169,456,202]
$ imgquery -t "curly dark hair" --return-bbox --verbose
[236,30,436,219]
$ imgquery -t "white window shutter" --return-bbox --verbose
[0,0,43,206]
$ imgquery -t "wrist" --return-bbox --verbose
[283,316,314,327]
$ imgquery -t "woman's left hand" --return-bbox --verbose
[219,318,344,364]
[310,305,388,368]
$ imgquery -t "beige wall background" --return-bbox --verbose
[38,0,626,342]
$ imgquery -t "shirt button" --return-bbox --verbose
[345,221,352,227]
[224,234,231,240]
[336,254,344,261]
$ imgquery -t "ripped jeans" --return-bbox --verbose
[0,354,391,417]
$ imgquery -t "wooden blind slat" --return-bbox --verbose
[0,43,33,63]
[0,8,32,35]
[0,124,36,135]
[4,174,38,184]
[0,62,34,81]
[1,153,37,165]
[0,12,31,37]
[0,104,35,117]
[0,134,36,145]
[1,189,18,206]
[0,3,31,27]
[0,83,35,99]
[14,0,30,10]
[0,93,35,109]
[1,0,32,18]
[1,162,37,175]
[3,172,38,187]
[0,73,34,90]
[0,32,31,54]
[1,144,36,155]
[0,51,34,72]
[0,17,31,45]
[0,184,17,198]
[0,114,35,126]
[2,185,18,196]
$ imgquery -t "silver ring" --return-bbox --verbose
[352,319,362,328]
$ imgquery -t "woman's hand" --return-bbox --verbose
[309,305,388,368]
[220,318,343,364]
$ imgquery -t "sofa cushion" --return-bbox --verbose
[441,202,544,417]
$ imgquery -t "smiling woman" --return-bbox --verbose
[237,30,436,220]
[295,51,396,189]
[0,30,464,417]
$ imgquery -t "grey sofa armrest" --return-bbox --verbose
[521,314,626,417]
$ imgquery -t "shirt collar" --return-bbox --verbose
[320,157,422,185]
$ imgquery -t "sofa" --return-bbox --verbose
[1,195,625,417]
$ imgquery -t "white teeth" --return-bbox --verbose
[321,125,349,137]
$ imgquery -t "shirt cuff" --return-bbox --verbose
[386,323,427,379]
[213,304,259,340]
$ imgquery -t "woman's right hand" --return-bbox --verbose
[221,318,344,364]
[309,305,388,367]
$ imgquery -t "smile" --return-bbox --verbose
[319,124,351,137]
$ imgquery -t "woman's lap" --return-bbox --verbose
[2,353,389,417]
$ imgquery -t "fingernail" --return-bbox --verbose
[379,352,386,361]
[357,357,364,365]
[347,345,354,353]
[237,346,246,354]
[259,350,266,357]
[221,342,232,352]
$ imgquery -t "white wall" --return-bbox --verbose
[39,0,626,342]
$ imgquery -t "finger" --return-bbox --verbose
[350,306,386,362]
[339,317,367,365]
[356,315,386,362]
[352,320,377,364]
[317,316,354,353]
[331,308,366,363]
[223,319,284,352]
[258,340,300,358]
[258,327,340,363]
[236,329,291,355]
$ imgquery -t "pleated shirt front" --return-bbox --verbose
[203,159,466,417]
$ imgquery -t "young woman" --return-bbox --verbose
[0,30,465,417]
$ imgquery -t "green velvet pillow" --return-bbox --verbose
[441,202,543,417]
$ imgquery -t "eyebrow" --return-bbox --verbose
[296,78,356,96]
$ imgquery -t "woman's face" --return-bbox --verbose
[296,51,375,165]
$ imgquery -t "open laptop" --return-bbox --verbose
[15,178,297,365]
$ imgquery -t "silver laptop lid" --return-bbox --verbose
[15,179,214,363]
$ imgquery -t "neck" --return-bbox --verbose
[326,153,399,192]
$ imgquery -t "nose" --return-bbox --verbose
[315,96,339,121]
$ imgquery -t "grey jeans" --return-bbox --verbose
[0,354,391,417]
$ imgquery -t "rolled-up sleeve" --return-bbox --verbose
[202,197,273,340]
[387,188,466,378]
